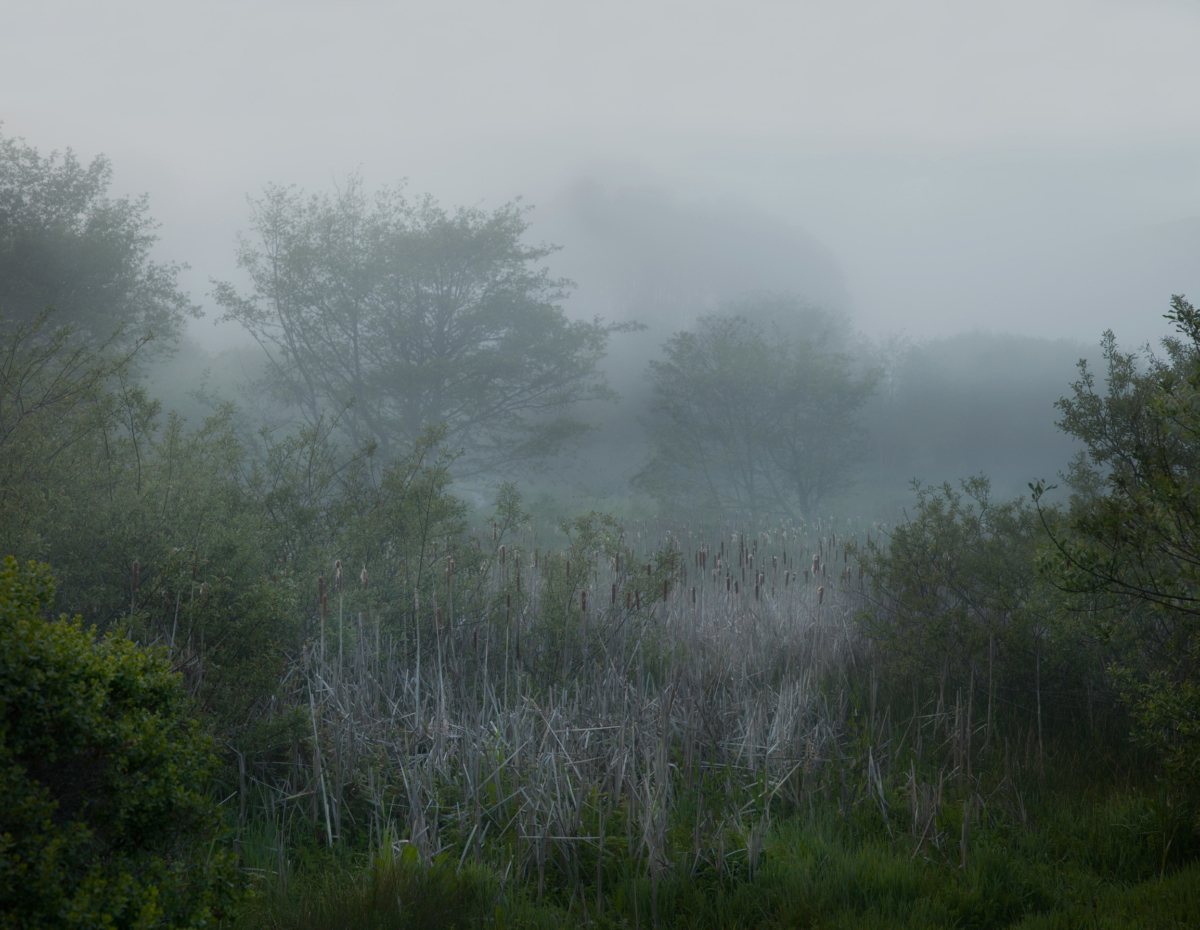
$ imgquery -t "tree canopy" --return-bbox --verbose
[214,179,624,474]
[1038,296,1200,789]
[0,129,198,349]
[636,306,878,522]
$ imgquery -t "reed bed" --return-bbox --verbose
[222,520,1200,927]
[228,522,907,899]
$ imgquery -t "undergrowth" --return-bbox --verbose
[231,770,1200,930]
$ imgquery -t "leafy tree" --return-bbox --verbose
[859,478,1095,737]
[636,310,878,522]
[0,557,241,928]
[1037,296,1200,790]
[0,305,479,747]
[213,178,624,474]
[0,129,198,349]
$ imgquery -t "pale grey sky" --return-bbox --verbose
[4,0,1200,347]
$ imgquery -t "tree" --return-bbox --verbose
[1037,296,1200,791]
[635,309,878,522]
[859,477,1091,745]
[0,558,242,928]
[0,129,198,349]
[213,178,624,474]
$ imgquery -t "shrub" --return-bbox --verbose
[0,557,241,929]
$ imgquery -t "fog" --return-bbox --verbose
[6,0,1200,515]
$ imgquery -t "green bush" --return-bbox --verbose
[0,557,241,929]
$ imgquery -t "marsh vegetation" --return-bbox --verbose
[2,131,1198,929]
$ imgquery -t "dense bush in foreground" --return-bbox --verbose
[0,558,241,929]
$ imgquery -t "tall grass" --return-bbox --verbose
[222,519,1197,927]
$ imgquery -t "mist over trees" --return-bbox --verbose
[0,132,198,350]
[5,129,1200,926]
[213,178,624,473]
[636,303,879,521]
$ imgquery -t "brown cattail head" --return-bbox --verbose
[191,550,199,581]
[335,560,343,593]
[361,566,368,589]
[812,554,820,574]
[818,585,825,605]
[581,590,587,612]
[131,560,139,592]
[321,592,328,619]
[499,545,506,565]
[493,522,498,540]
[436,608,443,630]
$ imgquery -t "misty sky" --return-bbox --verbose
[5,0,1200,350]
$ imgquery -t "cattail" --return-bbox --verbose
[493,522,498,540]
[818,585,824,605]
[436,608,442,630]
[612,582,617,604]
[320,592,327,619]
[360,566,368,590]
[581,590,587,612]
[812,554,820,575]
[191,550,199,581]
[335,560,342,593]
[318,575,325,602]
[271,573,278,584]
[499,545,506,565]
[635,589,641,610]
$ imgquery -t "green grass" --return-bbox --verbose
[229,782,1200,930]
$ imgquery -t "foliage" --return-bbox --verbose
[234,784,1200,930]
[237,848,497,930]
[213,178,627,474]
[0,301,477,749]
[859,477,1098,732]
[1039,296,1200,793]
[0,128,198,350]
[0,557,241,928]
[636,309,878,522]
